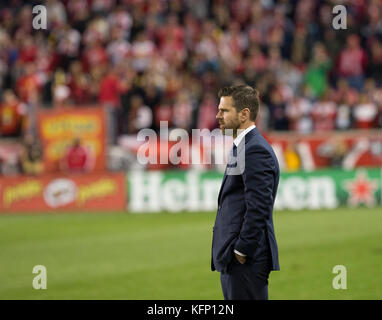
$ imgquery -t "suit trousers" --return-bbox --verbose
[220,257,271,300]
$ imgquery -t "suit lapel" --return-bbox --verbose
[217,168,228,205]
[217,128,259,205]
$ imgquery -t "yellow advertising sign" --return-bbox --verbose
[41,114,101,140]
[3,180,43,208]
[38,108,106,172]
[77,179,117,205]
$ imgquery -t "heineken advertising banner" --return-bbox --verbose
[127,168,382,212]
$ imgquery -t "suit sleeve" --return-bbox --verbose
[234,145,276,257]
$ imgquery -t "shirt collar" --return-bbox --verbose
[233,124,256,147]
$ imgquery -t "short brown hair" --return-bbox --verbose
[218,85,260,121]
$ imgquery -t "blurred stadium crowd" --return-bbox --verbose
[0,0,382,175]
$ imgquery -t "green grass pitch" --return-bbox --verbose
[0,207,381,299]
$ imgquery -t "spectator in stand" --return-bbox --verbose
[290,23,308,67]
[361,0,382,40]
[60,137,94,173]
[0,89,26,137]
[336,34,368,91]
[126,95,153,134]
[333,78,359,106]
[52,68,71,107]
[311,89,337,131]
[106,26,132,67]
[377,103,382,128]
[131,32,156,72]
[336,95,353,131]
[16,63,41,104]
[82,15,110,47]
[322,29,343,65]
[268,86,289,131]
[18,35,38,65]
[158,15,186,69]
[194,33,220,75]
[197,92,218,131]
[255,102,270,132]
[153,98,173,132]
[286,89,313,134]
[142,79,161,112]
[333,79,358,130]
[353,93,378,129]
[99,67,120,108]
[267,45,283,74]
[277,60,303,95]
[172,90,194,132]
[367,39,382,86]
[91,0,116,16]
[99,67,121,144]
[88,65,104,103]
[371,84,382,127]
[81,39,108,74]
[364,78,380,105]
[68,65,92,105]
[303,42,332,99]
[246,45,268,75]
[46,0,67,29]
[67,0,90,34]
[218,21,247,73]
[20,133,44,175]
[107,5,133,40]
[57,23,81,71]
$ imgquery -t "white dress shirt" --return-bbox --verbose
[233,124,256,148]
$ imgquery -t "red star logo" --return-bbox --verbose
[343,170,378,207]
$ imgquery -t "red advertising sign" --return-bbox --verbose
[118,130,382,171]
[265,130,382,170]
[0,172,126,213]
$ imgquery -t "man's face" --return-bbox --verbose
[216,96,240,136]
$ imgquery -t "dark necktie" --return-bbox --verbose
[227,144,237,168]
[232,144,237,157]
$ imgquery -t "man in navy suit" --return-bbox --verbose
[211,85,280,300]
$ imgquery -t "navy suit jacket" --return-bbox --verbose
[211,127,280,273]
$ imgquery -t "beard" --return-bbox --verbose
[220,117,241,137]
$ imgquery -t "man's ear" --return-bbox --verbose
[240,108,250,122]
